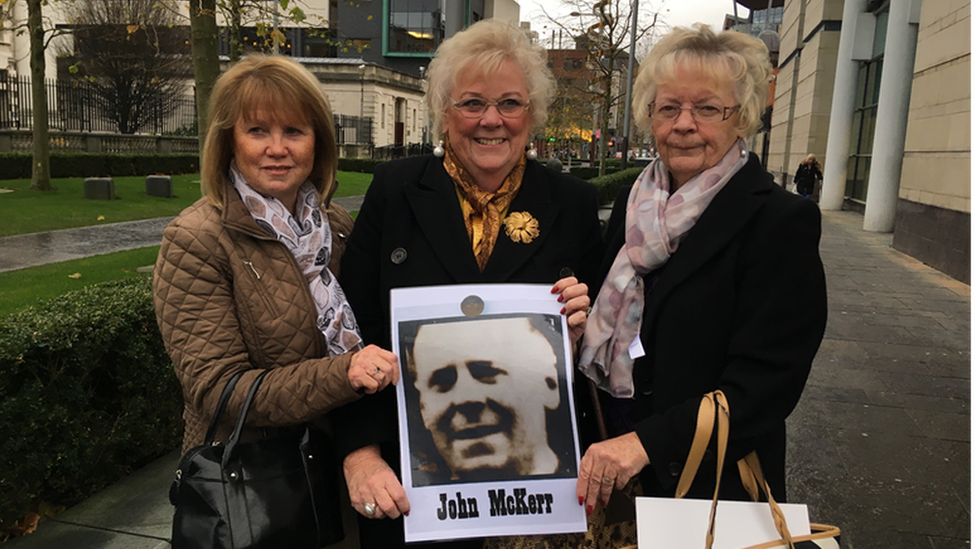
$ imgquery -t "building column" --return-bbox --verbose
[821,0,868,211]
[862,0,919,232]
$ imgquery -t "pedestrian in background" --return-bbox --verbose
[793,153,822,199]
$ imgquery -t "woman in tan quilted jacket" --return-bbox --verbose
[152,55,399,545]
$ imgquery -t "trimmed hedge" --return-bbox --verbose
[569,166,620,181]
[337,157,383,173]
[0,277,182,527]
[0,153,199,179]
[589,167,644,205]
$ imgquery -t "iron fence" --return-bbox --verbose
[0,75,197,135]
[334,114,372,145]
[372,142,432,161]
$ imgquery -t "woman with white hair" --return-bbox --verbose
[576,24,827,512]
[333,18,604,548]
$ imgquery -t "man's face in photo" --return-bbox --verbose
[410,317,561,479]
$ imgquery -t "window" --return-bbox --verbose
[388,0,445,54]
[845,8,887,202]
[381,103,386,129]
[563,58,583,71]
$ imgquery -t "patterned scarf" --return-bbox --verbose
[579,139,749,398]
[443,141,526,271]
[230,164,364,357]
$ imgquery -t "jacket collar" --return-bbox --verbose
[645,155,770,316]
[219,183,277,240]
[404,157,559,282]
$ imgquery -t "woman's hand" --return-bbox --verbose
[577,432,649,513]
[344,445,410,519]
[552,276,590,344]
[348,345,400,394]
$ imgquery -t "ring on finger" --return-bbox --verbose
[364,502,377,517]
[602,477,614,485]
[373,365,381,374]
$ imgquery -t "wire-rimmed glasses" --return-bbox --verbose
[648,102,739,124]
[451,97,530,119]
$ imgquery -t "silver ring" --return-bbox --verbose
[364,502,376,516]
[602,477,614,485]
[374,366,381,374]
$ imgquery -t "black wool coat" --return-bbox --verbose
[596,154,827,502]
[331,154,604,547]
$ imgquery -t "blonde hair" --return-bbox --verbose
[425,19,555,142]
[632,24,772,137]
[201,55,338,209]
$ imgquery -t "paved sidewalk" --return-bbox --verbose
[3,209,970,549]
[0,196,366,273]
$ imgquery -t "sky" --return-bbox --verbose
[518,0,745,37]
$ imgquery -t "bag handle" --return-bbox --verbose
[675,391,795,549]
[203,370,247,445]
[221,369,271,469]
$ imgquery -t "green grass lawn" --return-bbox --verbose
[0,171,372,237]
[0,246,160,318]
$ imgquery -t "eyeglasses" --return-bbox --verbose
[451,97,530,119]
[648,102,739,124]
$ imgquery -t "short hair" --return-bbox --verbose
[200,55,338,209]
[425,19,555,143]
[632,24,772,137]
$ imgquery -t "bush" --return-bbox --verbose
[589,167,644,205]
[337,158,383,173]
[0,277,182,527]
[0,153,199,179]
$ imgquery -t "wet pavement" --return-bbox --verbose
[0,196,366,273]
[1,208,970,549]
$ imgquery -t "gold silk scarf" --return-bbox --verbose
[443,142,526,271]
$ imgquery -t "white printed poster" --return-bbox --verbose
[390,284,587,543]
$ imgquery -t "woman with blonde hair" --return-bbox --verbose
[794,153,823,198]
[577,24,827,510]
[333,18,603,548]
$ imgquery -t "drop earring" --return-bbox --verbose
[526,145,538,161]
[433,140,445,158]
[740,147,748,158]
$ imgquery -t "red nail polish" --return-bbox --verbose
[560,307,566,315]
[578,496,584,506]
[602,499,609,507]
[586,505,593,515]
[404,511,409,517]
[551,286,559,294]
[557,294,564,303]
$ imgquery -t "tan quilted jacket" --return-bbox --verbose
[153,185,360,451]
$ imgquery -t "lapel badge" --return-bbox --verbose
[503,211,539,244]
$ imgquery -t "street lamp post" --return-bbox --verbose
[620,0,639,170]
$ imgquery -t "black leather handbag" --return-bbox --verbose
[169,370,344,549]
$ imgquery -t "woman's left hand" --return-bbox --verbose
[552,276,589,343]
[576,432,649,512]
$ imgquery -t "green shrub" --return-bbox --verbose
[589,167,644,205]
[569,166,620,181]
[0,153,199,179]
[0,277,181,527]
[337,158,383,173]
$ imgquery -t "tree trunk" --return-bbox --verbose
[189,0,220,152]
[28,0,51,191]
[228,0,242,62]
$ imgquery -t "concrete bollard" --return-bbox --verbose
[145,175,173,198]
[83,177,115,200]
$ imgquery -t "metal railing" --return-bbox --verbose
[0,75,197,135]
[372,142,432,161]
[335,114,372,145]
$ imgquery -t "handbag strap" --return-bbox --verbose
[221,369,271,468]
[203,371,247,445]
[675,391,795,549]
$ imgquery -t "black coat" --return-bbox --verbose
[598,154,827,502]
[332,154,604,547]
[793,163,822,195]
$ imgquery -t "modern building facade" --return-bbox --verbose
[770,0,969,283]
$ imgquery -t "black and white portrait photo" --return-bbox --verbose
[399,314,577,487]
[390,284,587,542]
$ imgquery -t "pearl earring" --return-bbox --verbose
[433,140,445,158]
[526,145,538,161]
[740,148,748,158]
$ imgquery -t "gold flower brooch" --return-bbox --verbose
[503,211,539,244]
